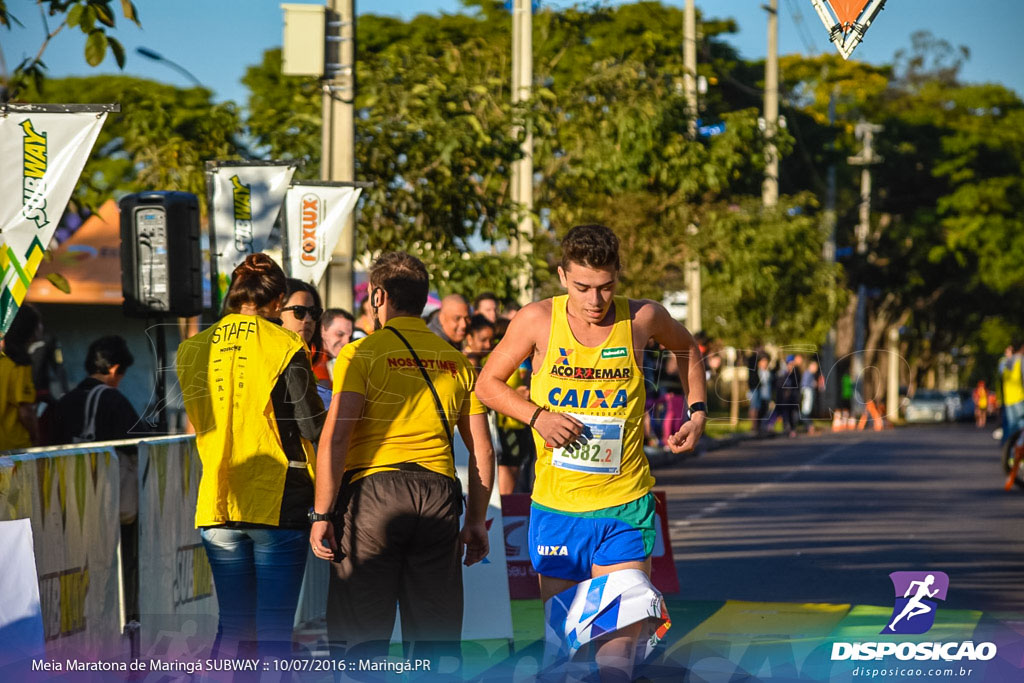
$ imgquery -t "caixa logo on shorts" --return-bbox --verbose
[536,545,569,556]
[882,571,948,635]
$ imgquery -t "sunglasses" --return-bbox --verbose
[282,305,323,321]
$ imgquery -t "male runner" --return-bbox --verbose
[477,224,706,680]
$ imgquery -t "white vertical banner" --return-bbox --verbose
[283,182,362,285]
[207,162,296,302]
[0,105,112,333]
[454,436,514,642]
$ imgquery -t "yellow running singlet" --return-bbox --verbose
[530,295,654,512]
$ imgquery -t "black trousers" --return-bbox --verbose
[326,469,463,661]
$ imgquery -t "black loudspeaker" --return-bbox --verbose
[120,191,203,318]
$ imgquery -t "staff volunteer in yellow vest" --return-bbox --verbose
[176,253,325,660]
[310,251,494,665]
[477,224,707,681]
[1001,342,1024,435]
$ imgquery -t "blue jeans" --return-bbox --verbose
[200,526,308,660]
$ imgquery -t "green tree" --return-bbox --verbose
[1,0,140,98]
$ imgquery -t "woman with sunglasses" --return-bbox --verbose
[282,278,333,410]
[176,254,325,660]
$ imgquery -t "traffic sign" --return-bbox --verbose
[809,0,887,60]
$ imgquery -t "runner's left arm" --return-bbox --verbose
[647,302,707,453]
[310,390,363,561]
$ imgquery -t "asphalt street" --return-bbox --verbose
[656,423,1023,613]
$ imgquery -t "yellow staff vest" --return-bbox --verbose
[176,314,314,527]
[1004,357,1024,407]
[530,295,653,512]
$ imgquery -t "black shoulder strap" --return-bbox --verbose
[384,326,454,450]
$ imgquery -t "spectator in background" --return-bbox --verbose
[0,303,42,451]
[750,353,773,434]
[46,334,143,620]
[320,308,355,382]
[177,253,325,661]
[800,358,821,433]
[463,314,495,371]
[47,335,141,445]
[771,355,801,438]
[428,294,471,349]
[355,295,375,337]
[973,380,990,428]
[473,292,500,324]
[282,279,329,412]
[1001,341,1024,442]
[501,300,521,321]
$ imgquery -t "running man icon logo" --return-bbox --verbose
[881,571,949,635]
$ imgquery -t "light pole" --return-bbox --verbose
[135,47,203,88]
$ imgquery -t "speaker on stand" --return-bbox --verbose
[120,191,202,433]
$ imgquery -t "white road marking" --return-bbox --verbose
[673,440,864,526]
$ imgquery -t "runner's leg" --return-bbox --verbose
[590,558,652,683]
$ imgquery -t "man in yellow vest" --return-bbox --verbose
[1001,342,1024,439]
[477,224,707,680]
[310,252,494,666]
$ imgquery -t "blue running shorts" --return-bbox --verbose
[528,493,656,583]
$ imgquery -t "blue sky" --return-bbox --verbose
[2,0,1021,106]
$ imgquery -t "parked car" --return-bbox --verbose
[946,390,974,422]
[905,390,948,423]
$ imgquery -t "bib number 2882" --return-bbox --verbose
[551,413,624,475]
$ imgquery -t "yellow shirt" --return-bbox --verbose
[176,314,313,527]
[1003,357,1024,407]
[332,316,485,481]
[530,295,653,512]
[0,353,35,451]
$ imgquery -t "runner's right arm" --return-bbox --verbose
[476,303,584,448]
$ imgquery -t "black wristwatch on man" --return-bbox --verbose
[308,508,331,523]
[687,401,708,419]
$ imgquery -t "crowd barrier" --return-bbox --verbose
[1,431,515,661]
[0,445,123,660]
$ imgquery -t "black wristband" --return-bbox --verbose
[687,401,708,418]
[529,405,545,428]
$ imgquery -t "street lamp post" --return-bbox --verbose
[135,47,203,88]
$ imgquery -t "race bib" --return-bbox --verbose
[551,414,624,475]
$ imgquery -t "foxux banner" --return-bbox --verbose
[206,161,296,304]
[0,105,114,334]
[283,181,362,285]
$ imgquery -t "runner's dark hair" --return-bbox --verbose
[369,252,429,316]
[225,253,287,313]
[560,224,621,271]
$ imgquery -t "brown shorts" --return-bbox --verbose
[326,468,463,658]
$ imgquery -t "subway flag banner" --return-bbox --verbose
[0,108,109,334]
[207,162,296,305]
[283,182,362,285]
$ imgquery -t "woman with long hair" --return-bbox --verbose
[281,278,332,409]
[176,254,324,659]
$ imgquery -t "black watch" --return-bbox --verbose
[687,401,708,418]
[307,508,330,523]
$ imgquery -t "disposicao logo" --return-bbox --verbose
[831,571,997,663]
[882,571,948,635]
[601,346,628,359]
[230,175,254,253]
[21,119,49,229]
